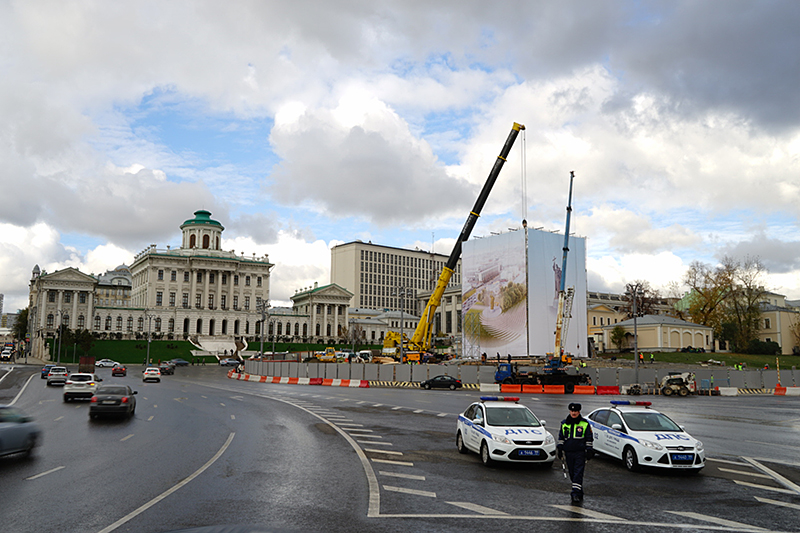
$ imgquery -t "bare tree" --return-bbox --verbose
[622,280,662,318]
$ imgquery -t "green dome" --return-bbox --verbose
[181,210,224,230]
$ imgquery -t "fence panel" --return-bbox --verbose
[379,365,394,382]
[460,365,479,384]
[395,365,412,382]
[364,364,379,381]
[597,368,618,386]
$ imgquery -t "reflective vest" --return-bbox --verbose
[561,420,590,441]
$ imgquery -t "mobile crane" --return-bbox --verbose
[392,123,526,362]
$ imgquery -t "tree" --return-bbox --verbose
[724,256,768,352]
[622,281,661,318]
[610,325,626,352]
[12,307,28,341]
[683,260,734,337]
[789,314,800,354]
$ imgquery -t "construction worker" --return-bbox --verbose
[639,352,644,363]
[557,402,594,504]
[650,353,654,364]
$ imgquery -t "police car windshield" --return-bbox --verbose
[486,407,540,427]
[621,412,681,432]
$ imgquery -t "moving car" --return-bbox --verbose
[586,401,705,473]
[219,358,240,367]
[95,359,119,368]
[1,348,13,362]
[170,358,190,366]
[112,364,127,377]
[142,367,161,383]
[158,362,175,375]
[63,373,103,402]
[420,375,462,390]
[89,385,137,419]
[456,396,556,467]
[0,405,40,458]
[41,364,56,379]
[46,367,69,386]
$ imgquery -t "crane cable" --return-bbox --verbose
[520,127,527,222]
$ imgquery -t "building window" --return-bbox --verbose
[208,294,214,308]
[233,295,239,309]
[64,293,71,304]
[222,274,227,285]
[197,272,203,283]
[169,292,176,306]
[127,317,133,332]
[196,294,202,308]
[592,316,597,326]
[245,296,250,310]
[221,295,227,309]
[245,276,251,287]
[47,314,54,328]
[277,322,283,335]
[203,235,210,248]
[158,269,164,281]
[190,234,196,248]
[234,275,239,286]
[171,270,177,282]
[155,318,162,332]
[184,272,190,282]
[182,293,189,308]
[94,315,101,329]
[257,276,262,287]
[316,323,321,336]
[77,315,85,328]
[327,324,332,336]
[79,293,87,304]
[48,292,56,303]
[600,317,604,326]
[765,318,771,329]
[156,291,163,306]
[209,273,215,284]
[105,317,112,331]
[168,318,175,333]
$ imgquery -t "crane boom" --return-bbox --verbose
[553,171,575,361]
[405,122,525,357]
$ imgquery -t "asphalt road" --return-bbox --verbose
[1,363,799,533]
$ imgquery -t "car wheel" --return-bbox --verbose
[565,383,575,394]
[449,384,456,390]
[661,386,673,396]
[63,396,69,402]
[89,413,97,420]
[480,441,494,466]
[456,431,468,454]
[679,387,689,397]
[23,435,37,457]
[624,446,639,472]
[423,383,431,390]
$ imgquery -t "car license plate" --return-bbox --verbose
[671,453,693,461]
[518,449,540,456]
[102,400,116,405]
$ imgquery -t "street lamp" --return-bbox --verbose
[392,286,407,362]
[257,300,270,358]
[56,309,64,365]
[144,310,153,366]
[349,318,356,354]
[627,284,640,384]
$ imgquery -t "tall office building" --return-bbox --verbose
[330,240,461,317]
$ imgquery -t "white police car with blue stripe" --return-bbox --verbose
[456,396,556,467]
[587,401,705,472]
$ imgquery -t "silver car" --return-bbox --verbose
[0,405,41,458]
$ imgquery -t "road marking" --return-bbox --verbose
[147,416,154,421]
[153,405,157,408]
[707,457,747,466]
[357,440,392,446]
[392,406,403,410]
[219,403,225,407]
[718,467,772,479]
[365,448,403,456]
[379,471,424,481]
[383,485,435,498]
[97,432,235,533]
[413,409,423,413]
[551,505,624,520]
[755,497,800,511]
[373,404,383,407]
[743,457,800,495]
[120,434,134,442]
[336,423,362,427]
[437,413,449,417]
[447,502,508,515]
[26,466,65,480]
[54,416,64,421]
[372,458,413,467]
[10,374,36,405]
[345,428,374,433]
[230,396,244,401]
[734,480,797,494]
[664,511,766,531]
[230,415,235,420]
[201,395,207,398]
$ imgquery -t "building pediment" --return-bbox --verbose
[41,267,97,285]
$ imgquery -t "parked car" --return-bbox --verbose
[95,359,119,368]
[111,365,127,377]
[46,367,69,386]
[420,375,463,390]
[41,364,56,379]
[63,373,103,402]
[142,367,161,383]
[89,385,137,419]
[158,362,174,375]
[0,405,41,458]
[219,358,240,367]
[170,358,190,367]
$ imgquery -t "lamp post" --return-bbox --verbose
[56,309,64,365]
[144,310,153,366]
[349,318,355,354]
[627,284,640,385]
[392,286,406,362]
[257,300,270,357]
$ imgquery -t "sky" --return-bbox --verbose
[2,1,799,313]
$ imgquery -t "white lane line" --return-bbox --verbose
[335,423,361,426]
[372,458,413,467]
[344,428,374,433]
[447,502,508,515]
[219,403,224,407]
[230,415,235,420]
[147,416,154,421]
[743,457,800,495]
[153,405,157,408]
[437,413,449,417]
[54,416,64,421]
[755,497,800,511]
[357,440,392,446]
[718,467,772,479]
[96,432,235,533]
[365,449,403,456]
[663,511,766,531]
[391,406,403,410]
[373,404,383,407]
[379,471,424,481]
[413,409,423,413]
[10,373,36,405]
[120,434,134,442]
[733,480,797,495]
[551,505,625,520]
[26,466,65,481]
[383,485,436,498]
[201,395,207,398]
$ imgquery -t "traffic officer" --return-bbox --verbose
[557,402,594,504]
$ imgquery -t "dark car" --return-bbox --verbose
[0,405,41,458]
[169,358,190,366]
[158,362,174,375]
[112,365,127,377]
[420,375,463,390]
[89,385,137,419]
[41,364,56,379]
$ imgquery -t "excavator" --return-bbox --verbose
[389,122,526,363]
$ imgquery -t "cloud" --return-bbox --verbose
[718,231,800,275]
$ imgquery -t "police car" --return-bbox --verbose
[586,401,705,473]
[456,396,556,467]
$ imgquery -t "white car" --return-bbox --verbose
[63,373,103,402]
[456,396,556,467]
[586,401,705,473]
[46,366,69,386]
[95,359,119,368]
[142,367,161,383]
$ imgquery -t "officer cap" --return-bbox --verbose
[568,402,582,411]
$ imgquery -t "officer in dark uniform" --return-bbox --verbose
[557,402,594,503]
